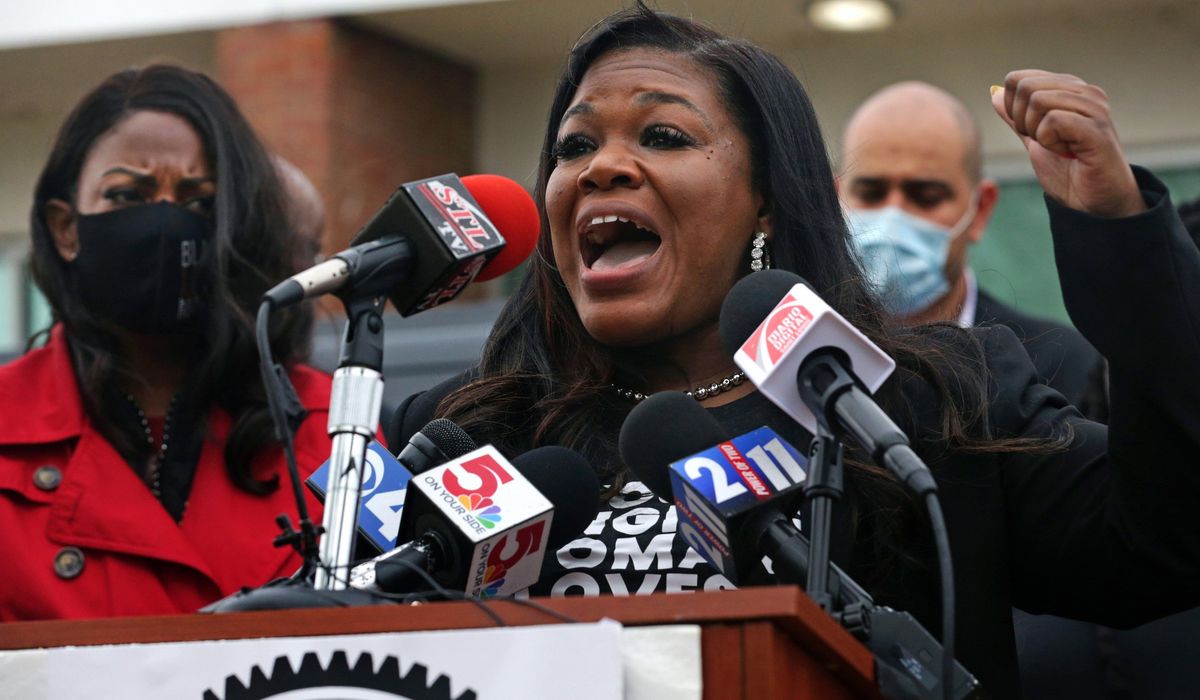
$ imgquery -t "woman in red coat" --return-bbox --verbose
[0,65,331,620]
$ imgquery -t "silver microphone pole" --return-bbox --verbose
[313,295,388,590]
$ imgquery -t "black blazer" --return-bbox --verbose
[391,168,1200,698]
[974,289,1107,421]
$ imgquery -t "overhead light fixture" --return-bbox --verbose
[806,0,897,32]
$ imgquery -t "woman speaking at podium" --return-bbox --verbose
[0,66,332,621]
[392,4,1200,696]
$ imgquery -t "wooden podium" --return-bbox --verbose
[0,586,880,699]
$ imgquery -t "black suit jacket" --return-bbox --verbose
[390,168,1200,698]
[974,289,1107,421]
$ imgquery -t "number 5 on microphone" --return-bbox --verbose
[487,519,547,571]
[443,453,514,499]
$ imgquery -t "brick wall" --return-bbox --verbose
[216,21,336,225]
[215,19,476,257]
[327,23,476,251]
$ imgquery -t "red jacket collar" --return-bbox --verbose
[0,325,86,446]
[0,327,331,448]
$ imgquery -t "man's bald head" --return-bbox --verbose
[842,81,982,184]
[838,81,1001,324]
[272,155,326,247]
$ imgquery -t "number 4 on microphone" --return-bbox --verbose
[305,441,414,554]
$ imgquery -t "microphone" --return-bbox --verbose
[264,173,539,315]
[352,445,600,597]
[721,271,971,698]
[292,176,537,591]
[618,392,867,604]
[719,270,936,496]
[396,418,479,475]
[618,393,981,699]
[305,419,478,555]
[453,174,539,282]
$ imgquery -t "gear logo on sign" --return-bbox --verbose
[203,651,476,700]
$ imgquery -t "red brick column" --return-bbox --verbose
[215,19,477,255]
[216,20,336,233]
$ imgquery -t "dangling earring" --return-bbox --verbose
[750,231,771,272]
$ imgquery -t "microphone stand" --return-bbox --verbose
[795,354,982,699]
[803,429,843,614]
[313,293,388,590]
[202,294,393,611]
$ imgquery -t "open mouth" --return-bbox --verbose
[581,215,662,272]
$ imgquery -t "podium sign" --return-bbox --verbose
[0,622,656,699]
[0,588,875,699]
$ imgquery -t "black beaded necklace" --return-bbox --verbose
[611,369,747,403]
[124,393,177,499]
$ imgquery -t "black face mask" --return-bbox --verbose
[72,202,212,334]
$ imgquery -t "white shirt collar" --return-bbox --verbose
[958,268,978,328]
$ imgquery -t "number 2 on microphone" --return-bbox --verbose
[684,456,747,504]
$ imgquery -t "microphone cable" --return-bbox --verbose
[257,299,323,577]
[925,493,956,700]
[718,269,963,699]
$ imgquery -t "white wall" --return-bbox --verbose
[5,4,1198,238]
[476,60,563,191]
[476,4,1200,184]
[0,32,217,238]
[0,0,501,49]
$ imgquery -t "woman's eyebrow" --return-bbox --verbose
[559,92,714,130]
[98,168,213,188]
[560,103,593,126]
[636,91,696,110]
[100,166,152,180]
[636,92,713,129]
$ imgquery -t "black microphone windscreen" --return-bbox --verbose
[618,391,729,500]
[421,418,477,458]
[718,269,807,355]
[395,417,478,475]
[511,446,601,550]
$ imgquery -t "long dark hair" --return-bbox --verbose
[30,65,312,494]
[437,5,1053,570]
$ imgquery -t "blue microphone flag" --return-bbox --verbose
[667,426,808,582]
[306,440,413,553]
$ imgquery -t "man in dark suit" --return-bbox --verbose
[837,81,1198,700]
[1179,195,1200,246]
[836,81,1105,417]
[972,292,1108,421]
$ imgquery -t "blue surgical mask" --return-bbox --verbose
[845,195,977,317]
